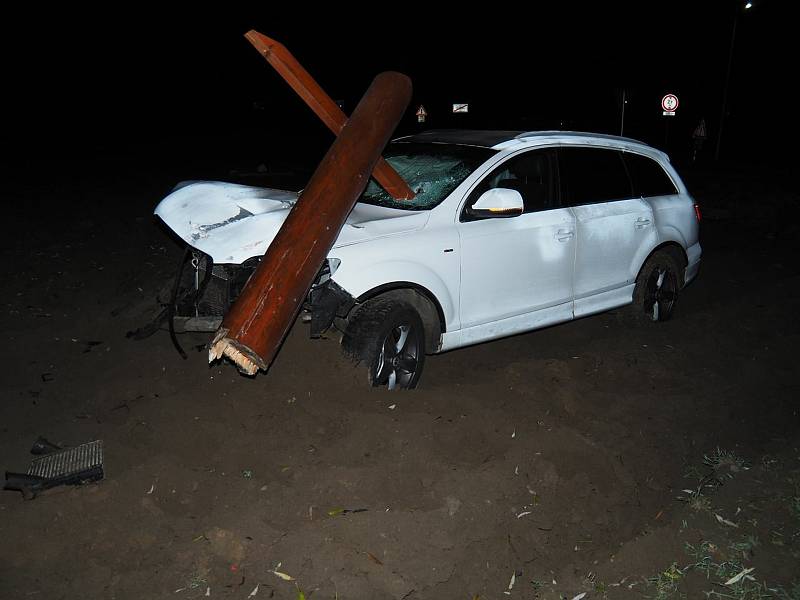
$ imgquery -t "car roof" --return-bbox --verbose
[394,129,527,148]
[394,129,661,157]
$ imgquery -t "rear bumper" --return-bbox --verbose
[685,241,702,284]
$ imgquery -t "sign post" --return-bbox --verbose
[661,93,679,147]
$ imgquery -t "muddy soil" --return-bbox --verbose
[1,159,798,599]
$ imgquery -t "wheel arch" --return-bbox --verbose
[637,242,688,287]
[353,282,445,354]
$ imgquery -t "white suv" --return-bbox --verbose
[154,130,701,389]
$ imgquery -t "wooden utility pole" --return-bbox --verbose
[209,71,413,375]
[245,30,414,200]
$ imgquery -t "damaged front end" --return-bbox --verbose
[155,248,353,353]
[134,180,354,353]
[306,259,355,338]
[170,252,260,334]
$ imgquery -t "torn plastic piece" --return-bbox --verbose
[4,440,104,500]
[308,279,355,338]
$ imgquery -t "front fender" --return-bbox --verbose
[331,260,458,331]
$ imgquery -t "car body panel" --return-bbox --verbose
[647,194,700,249]
[329,234,460,333]
[571,198,659,317]
[154,182,297,263]
[451,300,574,349]
[685,242,702,283]
[573,283,637,319]
[155,181,429,264]
[457,207,576,328]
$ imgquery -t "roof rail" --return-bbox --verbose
[514,130,647,146]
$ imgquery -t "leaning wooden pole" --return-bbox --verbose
[209,71,413,375]
[245,30,415,201]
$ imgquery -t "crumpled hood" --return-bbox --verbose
[154,181,429,264]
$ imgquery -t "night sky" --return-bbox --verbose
[4,2,793,168]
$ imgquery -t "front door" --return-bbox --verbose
[457,149,575,335]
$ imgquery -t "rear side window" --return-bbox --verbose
[558,147,632,206]
[623,152,678,197]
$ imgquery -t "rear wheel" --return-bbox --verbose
[632,250,682,322]
[342,298,426,390]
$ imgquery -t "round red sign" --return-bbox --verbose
[661,94,679,112]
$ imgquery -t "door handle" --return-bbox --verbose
[635,217,651,229]
[555,229,574,242]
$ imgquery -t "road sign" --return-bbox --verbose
[416,105,428,123]
[693,118,707,139]
[662,93,679,116]
[452,103,469,113]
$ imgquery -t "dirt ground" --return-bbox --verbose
[1,157,798,599]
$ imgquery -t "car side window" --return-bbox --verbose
[622,152,679,197]
[558,147,633,206]
[462,149,557,221]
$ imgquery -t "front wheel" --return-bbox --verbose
[342,298,426,390]
[632,250,682,322]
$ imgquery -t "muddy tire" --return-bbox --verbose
[342,298,426,390]
[632,250,683,322]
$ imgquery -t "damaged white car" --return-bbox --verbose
[153,130,701,389]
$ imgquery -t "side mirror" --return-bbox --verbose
[468,187,524,218]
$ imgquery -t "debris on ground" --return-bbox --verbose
[3,438,104,499]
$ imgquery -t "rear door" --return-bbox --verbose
[558,146,658,317]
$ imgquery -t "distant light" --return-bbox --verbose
[744,2,752,8]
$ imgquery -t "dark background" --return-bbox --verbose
[1,6,799,597]
[2,2,793,173]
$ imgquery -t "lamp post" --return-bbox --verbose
[715,1,752,160]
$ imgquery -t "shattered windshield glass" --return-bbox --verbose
[359,142,497,210]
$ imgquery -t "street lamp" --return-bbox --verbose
[715,1,752,160]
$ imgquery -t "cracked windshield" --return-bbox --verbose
[360,143,496,210]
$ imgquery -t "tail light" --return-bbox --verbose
[694,203,702,222]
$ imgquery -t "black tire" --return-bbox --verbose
[632,250,683,322]
[342,298,426,390]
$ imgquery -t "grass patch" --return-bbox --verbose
[703,448,750,479]
[641,447,800,599]
[645,562,685,600]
